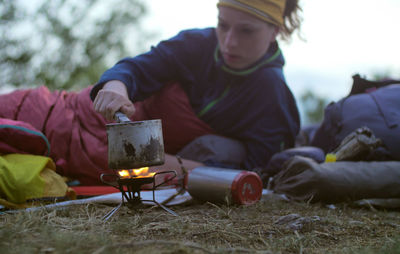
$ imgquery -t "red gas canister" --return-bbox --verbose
[186,167,263,205]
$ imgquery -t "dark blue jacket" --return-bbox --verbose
[91,28,300,169]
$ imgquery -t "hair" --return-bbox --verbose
[280,0,303,41]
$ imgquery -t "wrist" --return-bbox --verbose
[103,80,128,97]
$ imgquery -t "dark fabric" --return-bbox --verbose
[311,84,400,160]
[295,124,320,147]
[262,146,325,179]
[91,27,300,170]
[177,134,247,169]
[349,74,400,96]
[272,156,400,203]
[139,83,215,154]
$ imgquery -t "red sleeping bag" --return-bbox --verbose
[0,83,213,185]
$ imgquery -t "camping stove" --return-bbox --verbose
[100,169,178,220]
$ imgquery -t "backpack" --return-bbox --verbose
[311,75,400,160]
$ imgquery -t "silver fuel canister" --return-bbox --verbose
[187,166,263,205]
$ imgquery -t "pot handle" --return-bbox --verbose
[114,111,131,123]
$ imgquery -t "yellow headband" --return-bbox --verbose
[217,0,286,27]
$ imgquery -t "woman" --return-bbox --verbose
[91,0,302,177]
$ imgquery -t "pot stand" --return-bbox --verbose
[100,170,178,220]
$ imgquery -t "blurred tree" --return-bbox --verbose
[0,0,151,90]
[300,89,328,125]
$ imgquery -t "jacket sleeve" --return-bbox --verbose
[90,29,213,102]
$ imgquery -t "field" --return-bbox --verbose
[1,194,400,254]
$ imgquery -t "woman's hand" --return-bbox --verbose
[93,80,136,121]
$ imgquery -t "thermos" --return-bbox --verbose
[187,167,263,205]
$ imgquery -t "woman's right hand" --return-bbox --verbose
[93,80,136,121]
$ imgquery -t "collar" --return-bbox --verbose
[214,42,281,76]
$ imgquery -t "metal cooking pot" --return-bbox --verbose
[106,113,165,169]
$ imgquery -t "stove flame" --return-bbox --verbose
[118,167,156,178]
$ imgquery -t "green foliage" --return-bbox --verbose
[0,0,151,90]
[300,89,329,125]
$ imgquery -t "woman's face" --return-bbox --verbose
[216,6,279,69]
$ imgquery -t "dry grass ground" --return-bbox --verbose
[1,194,400,254]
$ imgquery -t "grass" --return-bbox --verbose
[1,194,400,254]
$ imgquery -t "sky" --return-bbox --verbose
[143,0,400,102]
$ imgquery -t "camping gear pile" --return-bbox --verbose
[266,75,400,207]
[1,74,400,211]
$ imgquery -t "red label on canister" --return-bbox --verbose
[231,171,263,205]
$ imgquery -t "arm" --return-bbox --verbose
[150,154,204,175]
[148,154,204,186]
[90,28,216,119]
